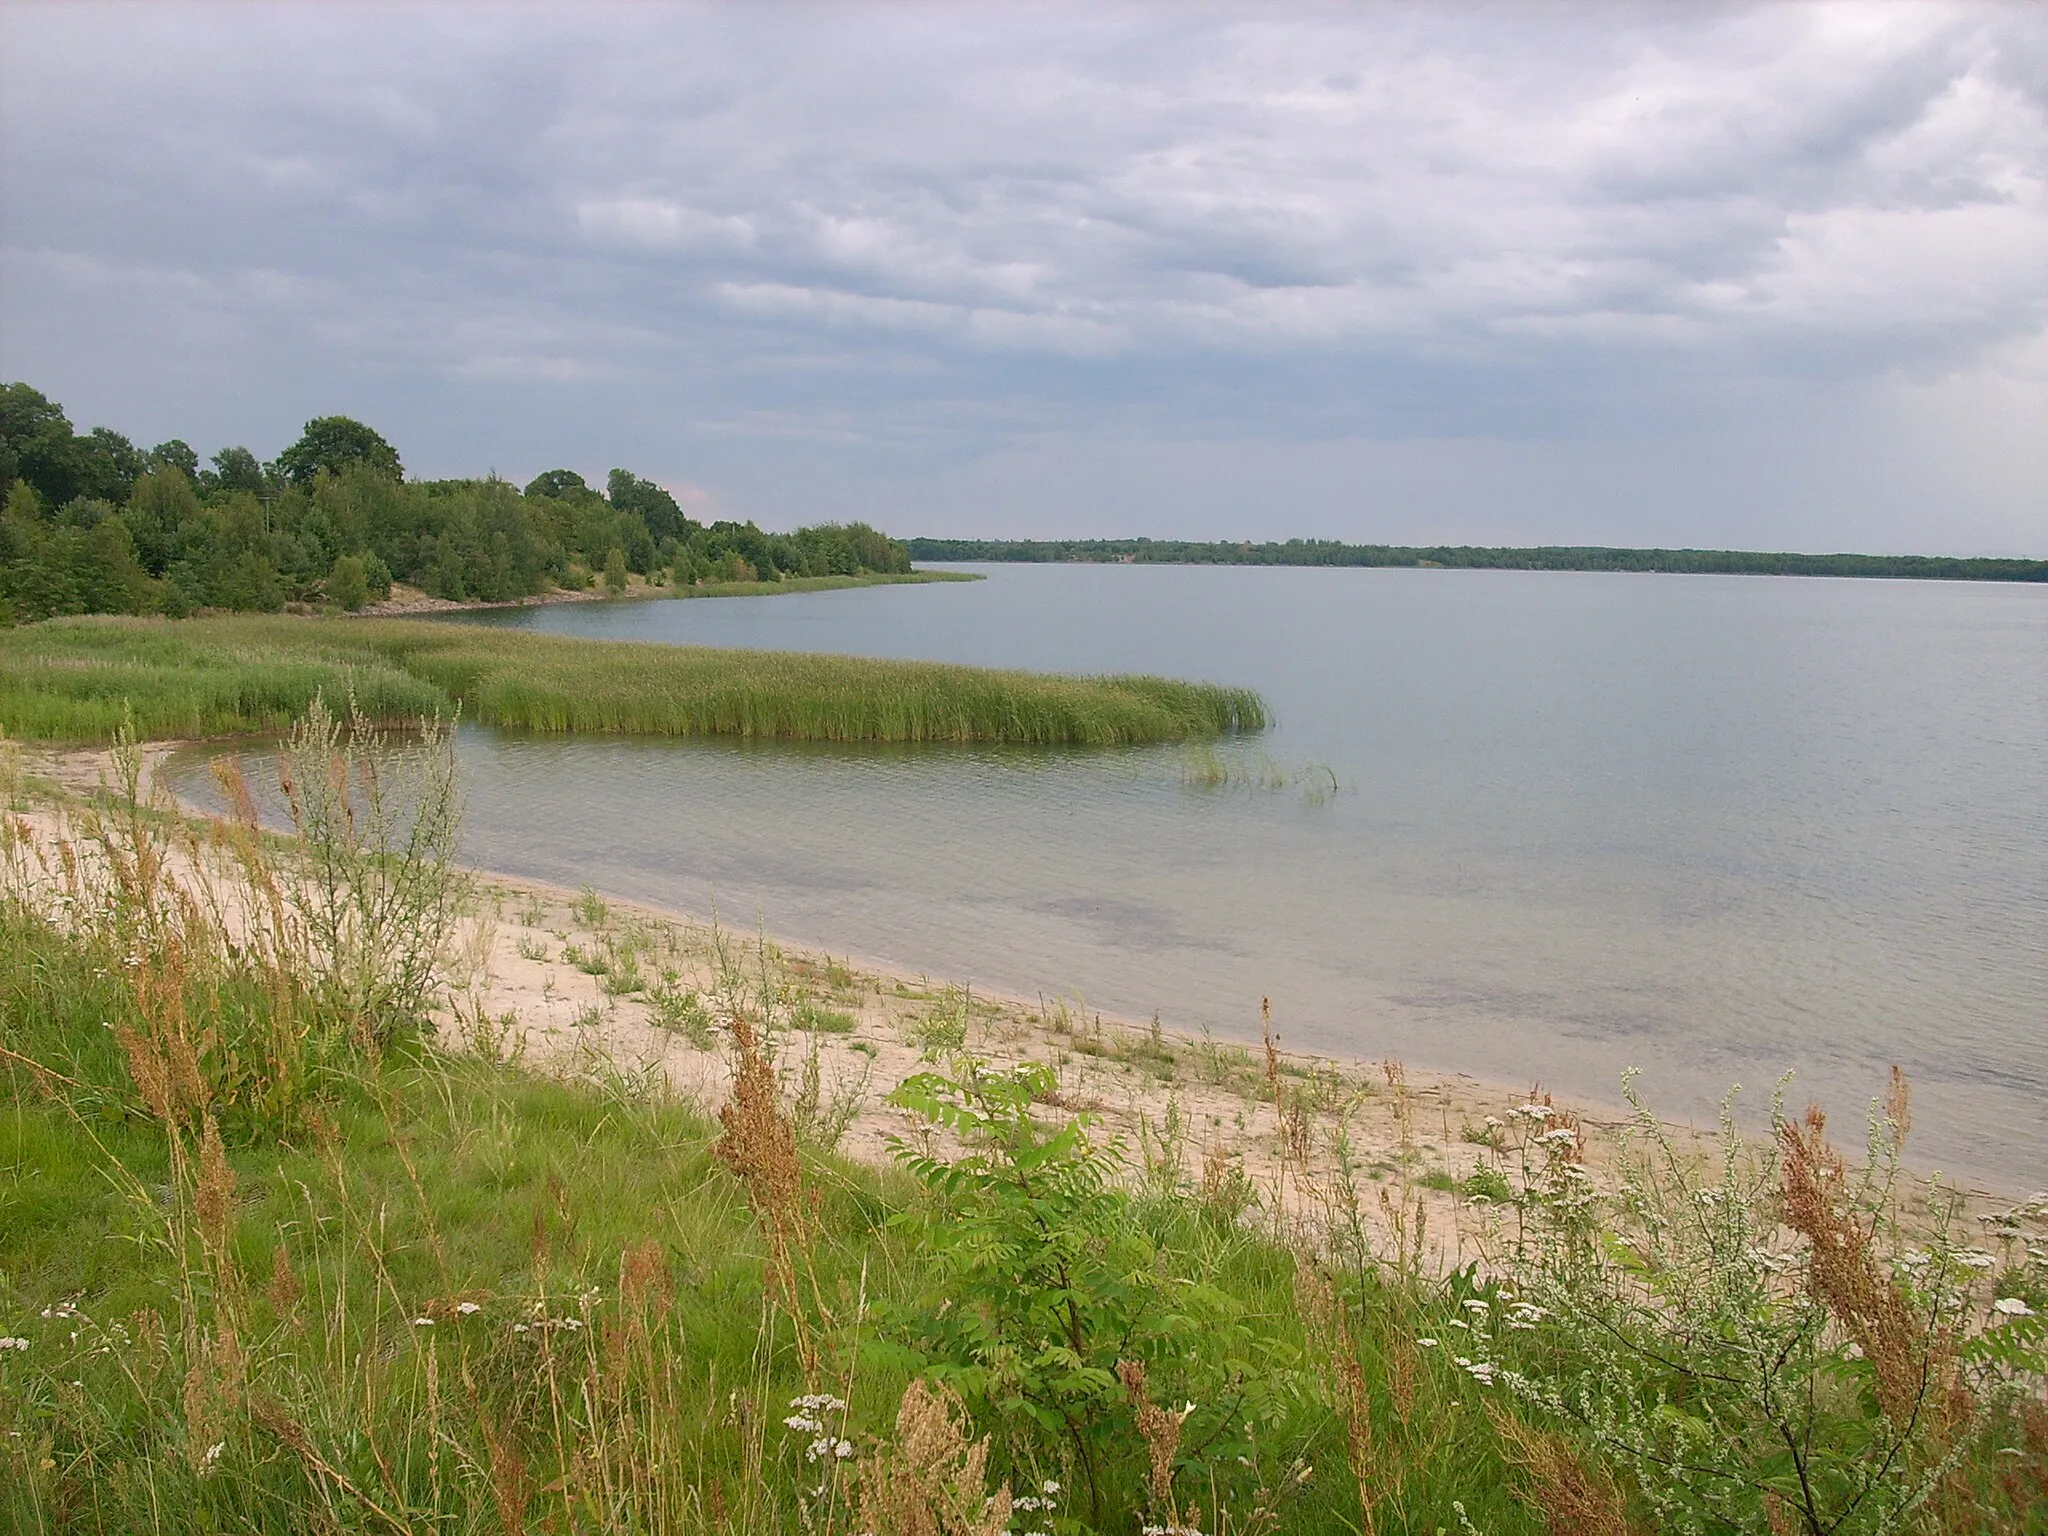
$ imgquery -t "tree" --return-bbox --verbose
[276,416,403,487]
[328,553,369,611]
[206,446,266,495]
[523,468,589,500]
[607,468,694,544]
[603,545,629,594]
[148,440,201,479]
[75,427,146,504]
[125,466,203,575]
[0,383,83,506]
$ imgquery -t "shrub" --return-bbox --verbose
[327,552,369,611]
[1482,1074,2046,1535]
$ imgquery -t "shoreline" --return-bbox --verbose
[13,742,2025,1261]
[354,567,979,618]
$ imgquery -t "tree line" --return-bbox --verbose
[905,535,2048,582]
[0,382,910,624]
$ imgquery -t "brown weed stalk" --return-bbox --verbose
[1778,1104,1952,1429]
[715,1008,819,1381]
[856,1379,1013,1536]
[1489,1407,1638,1536]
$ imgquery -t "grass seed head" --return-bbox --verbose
[1489,1407,1637,1536]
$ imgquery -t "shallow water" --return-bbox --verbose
[172,565,2048,1183]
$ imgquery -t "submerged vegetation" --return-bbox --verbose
[907,536,2048,583]
[1,708,2045,1533]
[0,615,1271,746]
[0,382,917,624]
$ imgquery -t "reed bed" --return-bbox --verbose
[0,615,1269,746]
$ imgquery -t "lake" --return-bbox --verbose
[189,564,2048,1183]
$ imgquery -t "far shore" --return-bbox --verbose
[14,741,2023,1265]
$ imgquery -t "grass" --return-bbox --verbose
[0,873,1527,1535]
[0,614,1270,746]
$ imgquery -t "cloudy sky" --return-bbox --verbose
[3,2,2044,552]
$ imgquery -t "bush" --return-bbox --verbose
[1478,1077,2048,1535]
[327,553,369,611]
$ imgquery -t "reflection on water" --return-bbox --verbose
[166,565,2048,1182]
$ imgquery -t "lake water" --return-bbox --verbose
[185,565,2048,1183]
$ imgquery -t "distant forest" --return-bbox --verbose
[0,382,910,624]
[906,536,2048,583]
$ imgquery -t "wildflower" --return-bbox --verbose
[0,1338,27,1352]
[1462,1299,1490,1314]
[198,1440,225,1476]
[411,1317,435,1327]
[1956,1250,1998,1270]
[1015,1481,1062,1513]
[1993,1297,2035,1317]
[1415,1337,1439,1347]
[456,1301,481,1316]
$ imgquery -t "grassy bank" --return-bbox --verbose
[0,613,1268,745]
[3,716,2044,1534]
[668,569,982,601]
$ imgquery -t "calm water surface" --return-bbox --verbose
[186,566,2048,1181]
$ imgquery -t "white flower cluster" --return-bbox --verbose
[1452,1356,1497,1385]
[0,1337,28,1352]
[1992,1296,2035,1318]
[1012,1477,1061,1536]
[784,1393,853,1464]
[1506,1103,1553,1123]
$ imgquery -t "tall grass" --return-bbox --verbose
[0,615,1270,746]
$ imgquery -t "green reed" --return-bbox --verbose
[0,614,1269,746]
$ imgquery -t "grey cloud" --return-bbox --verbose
[1,1,2043,550]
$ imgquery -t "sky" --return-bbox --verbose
[2,2,2044,554]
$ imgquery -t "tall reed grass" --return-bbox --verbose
[0,615,1270,746]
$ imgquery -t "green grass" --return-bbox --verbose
[0,613,1270,746]
[0,906,1533,1535]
